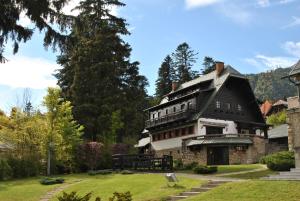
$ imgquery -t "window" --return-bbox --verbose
[165,109,168,115]
[206,126,223,135]
[163,132,167,139]
[169,131,172,138]
[152,113,155,119]
[187,102,191,109]
[216,101,221,109]
[237,104,242,111]
[181,127,186,135]
[175,129,180,137]
[173,107,176,112]
[181,104,185,110]
[158,112,161,118]
[188,126,194,134]
[226,103,231,110]
[157,134,161,141]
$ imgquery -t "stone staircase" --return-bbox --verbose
[264,168,300,180]
[168,180,228,201]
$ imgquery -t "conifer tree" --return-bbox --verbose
[172,42,198,83]
[56,0,148,142]
[202,56,215,74]
[155,55,175,98]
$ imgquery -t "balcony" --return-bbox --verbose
[145,106,197,129]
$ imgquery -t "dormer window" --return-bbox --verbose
[181,104,185,110]
[216,101,221,109]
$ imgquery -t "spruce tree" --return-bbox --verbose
[202,56,215,74]
[56,0,148,142]
[172,42,198,83]
[155,55,175,98]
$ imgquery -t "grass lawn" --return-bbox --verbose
[184,180,300,201]
[215,164,264,174]
[177,164,264,175]
[0,177,63,201]
[221,169,278,179]
[51,173,204,201]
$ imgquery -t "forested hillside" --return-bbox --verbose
[246,67,297,101]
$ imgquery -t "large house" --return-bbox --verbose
[137,62,268,165]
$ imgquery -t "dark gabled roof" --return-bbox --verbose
[289,60,300,77]
[268,124,288,139]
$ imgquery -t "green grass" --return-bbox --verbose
[221,169,277,179]
[215,164,264,174]
[0,177,63,201]
[184,181,300,201]
[51,174,204,201]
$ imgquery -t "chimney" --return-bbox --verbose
[172,82,178,91]
[215,61,224,77]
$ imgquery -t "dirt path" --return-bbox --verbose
[40,179,83,201]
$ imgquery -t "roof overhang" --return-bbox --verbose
[186,137,253,146]
[134,137,150,148]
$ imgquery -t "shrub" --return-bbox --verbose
[184,162,198,170]
[88,169,113,176]
[78,142,103,171]
[193,165,218,174]
[0,158,12,180]
[120,170,134,175]
[173,159,184,170]
[7,157,40,178]
[40,177,65,185]
[109,192,132,201]
[57,191,99,201]
[260,151,295,171]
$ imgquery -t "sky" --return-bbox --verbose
[0,0,300,112]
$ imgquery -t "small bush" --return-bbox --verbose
[109,192,132,201]
[57,191,100,201]
[7,157,40,178]
[184,162,198,170]
[120,170,134,175]
[40,177,65,185]
[88,169,113,176]
[193,165,218,174]
[0,158,12,180]
[173,159,184,170]
[260,151,295,171]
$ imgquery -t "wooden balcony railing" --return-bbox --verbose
[145,106,197,129]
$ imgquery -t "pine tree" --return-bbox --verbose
[172,42,198,83]
[56,0,148,142]
[155,55,175,98]
[202,56,215,75]
[0,0,72,62]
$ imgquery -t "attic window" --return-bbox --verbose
[237,104,242,111]
[216,101,221,109]
[181,104,185,110]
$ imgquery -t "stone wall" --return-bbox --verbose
[182,147,207,165]
[155,147,182,160]
[287,106,300,168]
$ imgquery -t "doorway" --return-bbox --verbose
[207,146,229,165]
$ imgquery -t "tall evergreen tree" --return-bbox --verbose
[0,0,72,62]
[155,55,175,98]
[172,42,198,83]
[202,56,215,74]
[56,0,148,142]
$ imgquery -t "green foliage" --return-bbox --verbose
[193,165,218,174]
[7,157,41,178]
[88,170,113,176]
[57,192,96,201]
[40,177,64,185]
[266,110,287,126]
[202,56,215,75]
[173,159,184,170]
[0,158,12,180]
[247,67,297,101]
[260,151,295,171]
[0,0,71,62]
[56,0,148,143]
[172,42,199,83]
[155,55,175,98]
[184,162,199,170]
[120,170,134,175]
[109,192,132,201]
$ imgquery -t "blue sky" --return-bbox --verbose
[0,0,300,112]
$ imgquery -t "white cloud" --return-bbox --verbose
[62,0,81,16]
[283,41,300,57]
[0,56,59,89]
[185,0,222,9]
[245,54,297,70]
[18,12,32,27]
[282,16,300,29]
[257,0,270,7]
[217,3,252,25]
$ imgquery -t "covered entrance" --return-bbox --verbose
[207,146,229,165]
